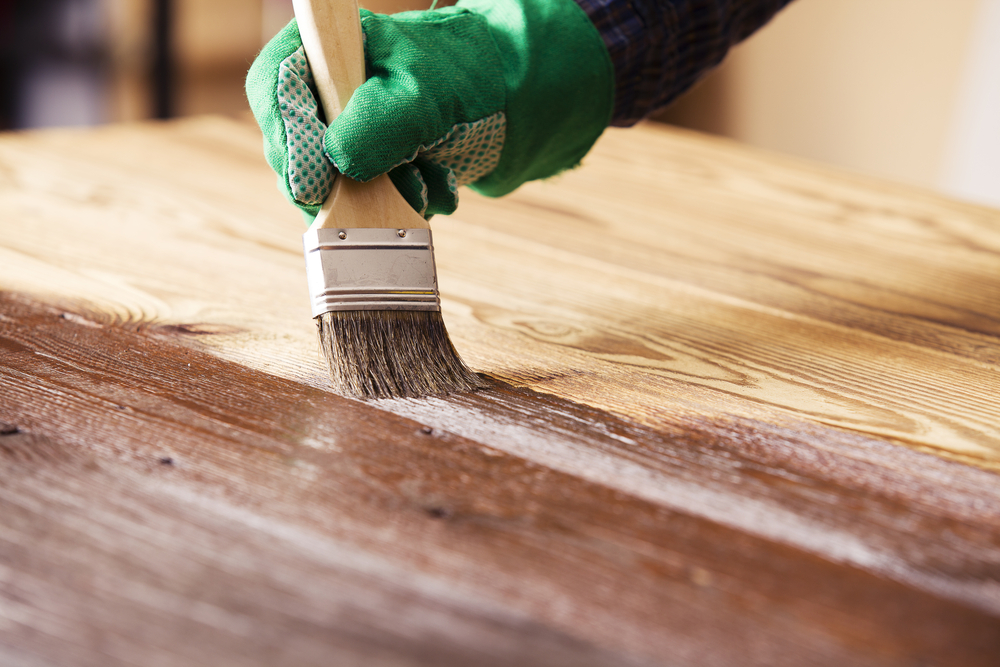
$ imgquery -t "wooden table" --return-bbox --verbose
[1,117,998,666]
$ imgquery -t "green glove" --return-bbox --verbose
[246,0,613,220]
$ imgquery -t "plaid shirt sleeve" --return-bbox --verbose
[574,0,795,126]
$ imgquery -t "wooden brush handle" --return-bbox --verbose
[292,0,364,119]
[293,0,430,230]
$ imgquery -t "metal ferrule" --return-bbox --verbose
[302,227,441,317]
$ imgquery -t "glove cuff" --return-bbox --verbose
[460,0,615,197]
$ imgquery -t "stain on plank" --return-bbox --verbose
[1,291,999,666]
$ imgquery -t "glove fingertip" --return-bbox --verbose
[387,164,430,218]
[324,105,413,182]
[413,158,459,217]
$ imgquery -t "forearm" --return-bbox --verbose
[575,0,795,126]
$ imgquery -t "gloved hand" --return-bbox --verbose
[245,0,613,220]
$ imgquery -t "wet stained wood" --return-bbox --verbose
[0,117,999,666]
[3,293,1000,666]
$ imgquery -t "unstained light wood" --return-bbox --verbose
[0,116,998,666]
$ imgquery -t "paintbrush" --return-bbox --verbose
[292,0,483,398]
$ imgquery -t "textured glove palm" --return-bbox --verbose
[246,0,613,219]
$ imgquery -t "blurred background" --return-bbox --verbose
[0,0,998,208]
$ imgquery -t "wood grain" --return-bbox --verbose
[2,292,999,666]
[0,117,999,665]
[444,132,1000,468]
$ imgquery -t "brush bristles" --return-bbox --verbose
[317,310,485,399]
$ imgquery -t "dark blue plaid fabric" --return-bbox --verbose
[575,0,794,126]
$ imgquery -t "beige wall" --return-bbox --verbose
[107,0,154,121]
[660,0,981,191]
[106,0,266,120]
[173,0,266,117]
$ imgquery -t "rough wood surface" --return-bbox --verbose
[0,117,999,666]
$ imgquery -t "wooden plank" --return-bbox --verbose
[0,117,999,665]
[1,118,997,466]
[2,292,999,666]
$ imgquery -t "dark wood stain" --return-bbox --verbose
[1,291,999,666]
